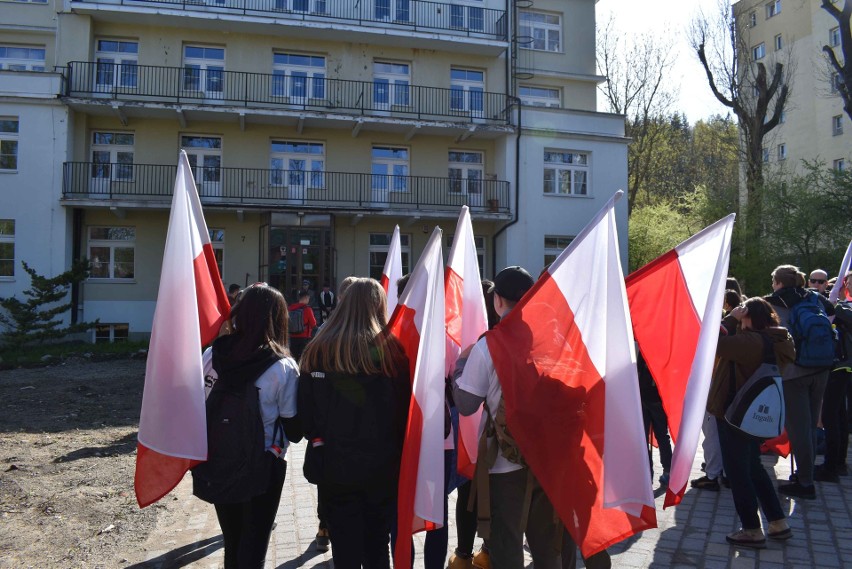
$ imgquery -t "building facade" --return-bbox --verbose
[733,0,852,172]
[0,0,628,340]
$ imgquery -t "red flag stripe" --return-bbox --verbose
[444,267,464,348]
[195,243,230,347]
[135,444,202,507]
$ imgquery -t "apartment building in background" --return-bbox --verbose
[733,0,852,172]
[0,0,628,340]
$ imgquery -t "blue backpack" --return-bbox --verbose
[788,292,835,368]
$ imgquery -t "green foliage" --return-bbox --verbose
[628,199,696,273]
[0,339,148,368]
[0,259,98,350]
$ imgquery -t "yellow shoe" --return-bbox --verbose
[448,551,474,569]
[472,548,491,569]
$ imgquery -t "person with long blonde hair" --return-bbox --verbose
[298,277,410,569]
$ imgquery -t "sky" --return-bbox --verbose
[596,0,731,123]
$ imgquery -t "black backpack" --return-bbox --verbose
[192,354,280,504]
[289,307,305,335]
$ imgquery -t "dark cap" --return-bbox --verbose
[491,266,534,302]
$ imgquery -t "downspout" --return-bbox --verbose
[491,97,521,276]
[71,207,83,324]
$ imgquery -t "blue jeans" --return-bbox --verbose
[716,418,784,530]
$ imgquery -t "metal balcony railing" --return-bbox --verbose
[63,162,512,214]
[70,0,508,41]
[64,62,513,126]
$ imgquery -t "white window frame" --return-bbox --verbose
[778,143,787,160]
[94,39,138,91]
[762,147,770,163]
[209,228,225,277]
[450,68,485,115]
[373,61,410,108]
[0,118,19,171]
[93,323,129,343]
[374,0,410,22]
[543,150,589,196]
[182,45,225,98]
[371,146,409,193]
[834,115,843,136]
[749,12,757,27]
[753,43,766,60]
[765,0,780,19]
[544,235,573,268]
[88,226,136,280]
[448,150,484,196]
[91,131,134,182]
[0,45,45,71]
[833,72,843,94]
[450,0,485,32]
[368,232,411,281]
[835,158,846,171]
[519,85,560,108]
[519,10,561,53]
[272,52,326,101]
[774,34,783,51]
[0,219,14,279]
[181,135,222,197]
[831,27,841,48]
[274,0,327,13]
[270,140,325,189]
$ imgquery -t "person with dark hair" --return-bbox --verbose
[200,283,301,568]
[706,297,793,548]
[227,283,241,302]
[298,278,410,568]
[288,289,317,361]
[318,283,337,324]
[726,276,744,300]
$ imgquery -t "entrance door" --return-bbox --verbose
[265,225,332,304]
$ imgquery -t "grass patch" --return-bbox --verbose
[0,340,149,368]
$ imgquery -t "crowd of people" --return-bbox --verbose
[195,261,851,567]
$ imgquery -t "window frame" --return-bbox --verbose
[371,145,410,193]
[0,44,46,71]
[765,0,780,19]
[835,158,846,171]
[544,235,574,268]
[87,226,136,281]
[94,39,139,91]
[0,219,14,279]
[543,150,589,197]
[0,118,19,172]
[831,27,841,48]
[752,43,766,61]
[519,85,561,108]
[519,10,562,53]
[373,61,411,108]
[450,68,485,115]
[368,232,411,281]
[182,44,225,97]
[448,150,484,196]
[778,143,787,161]
[91,131,135,182]
[269,140,326,189]
[833,115,843,136]
[209,228,225,277]
[93,323,130,343]
[774,34,783,51]
[272,52,326,101]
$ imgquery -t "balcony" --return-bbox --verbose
[69,0,508,52]
[62,162,512,216]
[64,62,513,131]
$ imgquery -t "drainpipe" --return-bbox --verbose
[491,97,521,277]
[71,208,83,324]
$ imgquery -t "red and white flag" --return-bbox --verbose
[625,214,735,507]
[134,151,231,508]
[486,191,656,558]
[445,206,488,478]
[389,227,446,569]
[829,238,852,303]
[381,225,404,317]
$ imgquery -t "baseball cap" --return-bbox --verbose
[490,266,534,302]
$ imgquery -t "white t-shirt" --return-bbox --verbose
[455,337,522,474]
[202,348,300,454]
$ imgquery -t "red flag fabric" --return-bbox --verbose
[626,215,735,507]
[389,227,446,569]
[381,225,403,318]
[761,430,792,457]
[444,206,488,478]
[486,192,656,558]
[134,151,230,508]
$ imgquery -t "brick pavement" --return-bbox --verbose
[130,437,852,568]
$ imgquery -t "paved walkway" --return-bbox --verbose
[130,438,852,568]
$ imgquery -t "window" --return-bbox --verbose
[752,43,766,60]
[762,147,770,163]
[183,45,224,97]
[446,233,485,276]
[270,140,325,188]
[0,45,45,71]
[181,135,222,197]
[274,0,327,12]
[780,110,786,124]
[91,131,134,182]
[749,12,757,27]
[831,27,841,47]
[543,150,588,196]
[88,227,135,280]
[0,118,19,171]
[272,53,325,101]
[778,144,787,160]
[774,34,783,51]
[0,219,13,278]
[375,0,410,22]
[94,323,129,343]
[519,11,561,52]
[209,228,224,276]
[834,115,843,136]
[371,146,409,194]
[373,61,410,108]
[448,150,483,196]
[835,158,846,171]
[368,232,411,281]
[450,68,485,116]
[832,72,843,94]
[544,235,573,267]
[451,1,484,32]
[519,85,560,107]
[765,0,780,18]
[95,39,138,91]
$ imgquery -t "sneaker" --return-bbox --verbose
[690,475,720,491]
[315,528,330,553]
[448,551,474,569]
[814,465,840,483]
[767,520,793,541]
[726,528,767,549]
[472,547,491,569]
[659,471,670,486]
[778,481,816,500]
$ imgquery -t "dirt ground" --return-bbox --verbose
[0,356,184,568]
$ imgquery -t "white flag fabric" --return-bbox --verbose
[829,238,852,304]
[382,225,404,318]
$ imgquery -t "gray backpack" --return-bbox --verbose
[725,334,785,439]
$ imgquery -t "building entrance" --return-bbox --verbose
[260,213,333,304]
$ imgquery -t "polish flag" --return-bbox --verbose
[389,227,446,569]
[381,225,404,317]
[445,206,488,478]
[761,430,792,458]
[134,151,231,508]
[829,238,852,303]
[625,214,735,507]
[486,191,656,558]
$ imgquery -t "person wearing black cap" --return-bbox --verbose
[452,266,565,569]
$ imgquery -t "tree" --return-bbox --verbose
[597,17,677,215]
[0,259,97,351]
[822,0,852,121]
